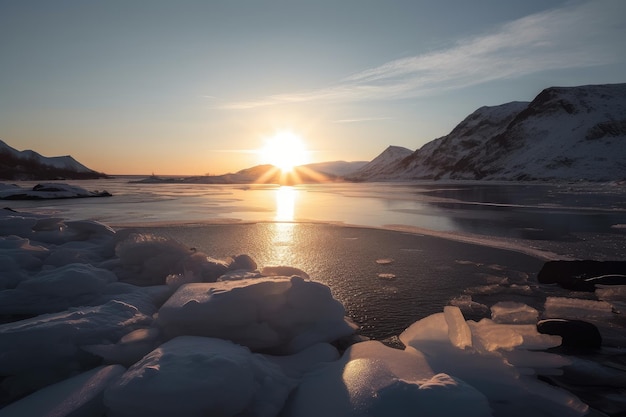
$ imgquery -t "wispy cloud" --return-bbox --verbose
[219,0,623,110]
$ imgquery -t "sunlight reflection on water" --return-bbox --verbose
[271,186,298,265]
[7,178,626,260]
[271,222,296,266]
[275,186,296,221]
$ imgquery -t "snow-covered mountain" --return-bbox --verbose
[303,160,368,177]
[0,139,105,180]
[347,145,413,180]
[133,164,340,185]
[358,84,626,182]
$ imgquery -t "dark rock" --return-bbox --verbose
[537,318,602,349]
[32,184,64,192]
[586,119,626,140]
[228,254,257,272]
[537,260,626,291]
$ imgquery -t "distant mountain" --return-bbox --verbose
[0,139,107,180]
[355,83,626,182]
[133,164,339,185]
[347,145,413,181]
[392,102,529,180]
[224,164,339,184]
[303,160,368,177]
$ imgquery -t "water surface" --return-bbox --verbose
[8,178,626,260]
[143,222,546,339]
[6,178,626,338]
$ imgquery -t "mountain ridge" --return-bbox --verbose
[303,160,368,177]
[0,139,106,180]
[354,83,626,182]
[347,145,413,181]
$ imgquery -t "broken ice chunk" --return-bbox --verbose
[544,297,614,320]
[491,301,539,324]
[444,306,472,349]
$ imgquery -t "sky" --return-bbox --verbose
[1,0,625,175]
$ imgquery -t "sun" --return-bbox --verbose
[260,131,310,172]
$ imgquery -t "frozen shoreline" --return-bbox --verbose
[6,179,626,262]
[0,210,601,416]
[1,181,626,415]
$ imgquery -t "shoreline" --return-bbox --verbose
[2,200,625,416]
[6,180,625,263]
[114,218,574,262]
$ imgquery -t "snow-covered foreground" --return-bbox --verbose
[1,209,625,416]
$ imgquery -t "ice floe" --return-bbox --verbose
[0,183,111,200]
[0,208,624,416]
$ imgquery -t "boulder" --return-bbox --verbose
[537,319,602,349]
[537,261,626,291]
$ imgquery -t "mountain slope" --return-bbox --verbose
[395,102,529,180]
[348,145,413,180]
[369,84,626,182]
[0,140,106,180]
[303,160,368,177]
[133,164,337,185]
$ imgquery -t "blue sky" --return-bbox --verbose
[1,0,624,175]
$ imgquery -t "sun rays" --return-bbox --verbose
[255,130,329,185]
[259,131,310,173]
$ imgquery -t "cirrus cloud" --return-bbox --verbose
[219,0,625,110]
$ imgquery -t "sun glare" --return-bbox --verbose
[275,186,296,221]
[260,131,309,172]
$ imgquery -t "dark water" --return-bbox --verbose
[143,223,546,340]
[416,183,626,240]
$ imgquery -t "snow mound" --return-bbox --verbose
[399,307,587,417]
[157,277,357,353]
[0,365,125,417]
[0,183,111,199]
[283,340,491,417]
[0,301,152,375]
[114,232,229,285]
[0,263,119,315]
[104,336,295,417]
[0,210,608,415]
[19,263,116,297]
